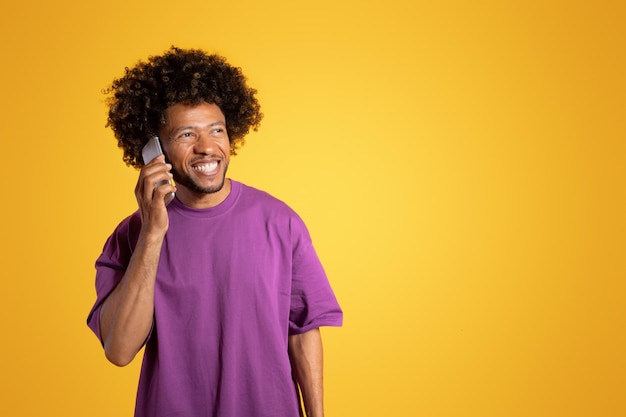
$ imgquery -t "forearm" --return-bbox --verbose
[288,328,324,417]
[99,231,164,366]
[98,155,174,366]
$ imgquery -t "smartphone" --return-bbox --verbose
[142,136,175,203]
[142,136,166,165]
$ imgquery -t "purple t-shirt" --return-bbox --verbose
[87,180,343,417]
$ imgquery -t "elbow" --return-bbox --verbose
[107,355,133,368]
[104,345,137,367]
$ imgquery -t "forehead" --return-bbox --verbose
[163,102,225,127]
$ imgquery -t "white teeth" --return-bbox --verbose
[193,162,218,173]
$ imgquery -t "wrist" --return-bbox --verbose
[137,226,167,248]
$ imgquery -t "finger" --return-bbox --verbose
[140,163,173,199]
[153,180,177,203]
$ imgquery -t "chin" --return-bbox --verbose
[173,164,229,195]
[192,178,226,195]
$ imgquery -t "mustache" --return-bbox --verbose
[190,155,223,164]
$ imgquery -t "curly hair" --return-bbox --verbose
[104,46,263,167]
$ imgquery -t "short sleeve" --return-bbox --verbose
[86,212,141,342]
[288,216,343,335]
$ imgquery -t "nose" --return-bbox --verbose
[193,132,220,155]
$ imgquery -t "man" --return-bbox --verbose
[87,46,343,417]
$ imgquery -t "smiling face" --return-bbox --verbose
[159,102,232,208]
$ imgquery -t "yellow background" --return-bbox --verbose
[1,0,624,416]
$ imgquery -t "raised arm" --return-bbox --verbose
[98,155,175,366]
[288,328,325,417]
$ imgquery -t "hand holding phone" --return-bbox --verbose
[142,136,175,204]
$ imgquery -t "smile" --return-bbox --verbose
[192,161,219,174]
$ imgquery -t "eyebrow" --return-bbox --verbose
[170,121,226,135]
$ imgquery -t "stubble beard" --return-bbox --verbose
[171,163,228,195]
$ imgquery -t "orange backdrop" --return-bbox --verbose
[0,0,624,416]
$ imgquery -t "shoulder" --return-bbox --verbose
[114,210,142,237]
[234,181,309,232]
[101,210,142,255]
[236,181,297,215]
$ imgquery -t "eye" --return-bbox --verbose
[177,131,196,140]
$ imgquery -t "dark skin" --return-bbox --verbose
[100,102,326,417]
[104,47,262,168]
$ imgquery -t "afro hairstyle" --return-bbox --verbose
[104,46,263,167]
